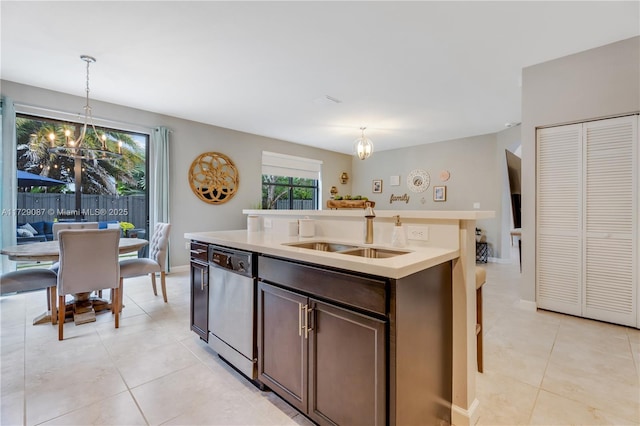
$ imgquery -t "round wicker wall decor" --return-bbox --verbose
[188,152,239,204]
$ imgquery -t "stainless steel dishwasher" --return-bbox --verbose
[207,245,257,380]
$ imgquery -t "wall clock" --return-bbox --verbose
[407,169,430,193]
[188,152,239,204]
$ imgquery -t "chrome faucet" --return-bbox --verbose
[364,202,375,244]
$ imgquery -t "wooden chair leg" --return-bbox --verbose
[113,278,123,314]
[51,286,57,325]
[160,271,167,303]
[111,286,115,314]
[114,287,119,329]
[476,285,483,373]
[119,277,124,313]
[58,295,65,340]
[151,273,158,296]
[46,287,51,311]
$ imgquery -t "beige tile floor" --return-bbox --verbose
[1,258,638,425]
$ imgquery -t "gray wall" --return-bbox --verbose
[350,132,514,258]
[1,80,353,268]
[521,36,640,302]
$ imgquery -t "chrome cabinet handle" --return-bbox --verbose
[190,249,206,255]
[200,269,205,291]
[305,306,314,339]
[298,303,304,337]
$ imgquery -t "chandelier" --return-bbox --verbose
[354,127,374,160]
[48,55,122,160]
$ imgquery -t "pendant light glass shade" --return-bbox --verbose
[354,127,373,160]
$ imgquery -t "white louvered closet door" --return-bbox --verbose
[536,115,638,328]
[583,116,637,326]
[536,124,583,316]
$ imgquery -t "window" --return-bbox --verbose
[262,175,318,209]
[15,114,148,234]
[261,151,322,210]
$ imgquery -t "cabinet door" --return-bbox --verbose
[257,282,308,413]
[308,299,386,426]
[536,124,583,315]
[583,116,637,326]
[537,116,638,327]
[190,261,209,341]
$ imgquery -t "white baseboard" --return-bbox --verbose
[487,256,513,264]
[519,299,537,311]
[452,398,480,426]
[168,264,189,273]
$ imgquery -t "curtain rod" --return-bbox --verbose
[14,102,155,135]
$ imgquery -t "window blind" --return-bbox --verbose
[262,151,322,180]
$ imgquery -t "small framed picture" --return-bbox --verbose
[433,185,446,202]
[372,179,383,193]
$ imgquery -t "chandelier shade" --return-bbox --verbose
[354,127,374,160]
[48,55,122,161]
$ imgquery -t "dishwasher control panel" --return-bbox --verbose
[208,245,254,276]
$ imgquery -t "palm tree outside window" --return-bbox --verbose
[16,114,148,233]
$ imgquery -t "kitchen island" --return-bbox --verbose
[186,209,493,426]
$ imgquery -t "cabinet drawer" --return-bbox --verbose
[259,256,387,316]
[190,241,208,262]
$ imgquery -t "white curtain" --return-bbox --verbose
[0,97,17,273]
[151,126,170,270]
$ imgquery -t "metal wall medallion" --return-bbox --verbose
[407,169,430,193]
[189,152,239,204]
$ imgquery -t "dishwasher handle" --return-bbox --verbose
[208,261,253,278]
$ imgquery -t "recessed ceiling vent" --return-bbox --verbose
[313,95,342,105]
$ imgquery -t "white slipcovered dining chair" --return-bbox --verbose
[50,221,101,293]
[57,228,121,340]
[1,268,59,324]
[52,221,100,239]
[119,223,171,303]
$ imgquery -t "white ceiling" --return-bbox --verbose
[1,1,638,154]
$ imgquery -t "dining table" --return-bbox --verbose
[1,237,148,325]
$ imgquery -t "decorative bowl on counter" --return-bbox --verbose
[326,200,375,209]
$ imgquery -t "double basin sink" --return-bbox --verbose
[283,241,409,259]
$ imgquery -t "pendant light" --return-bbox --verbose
[354,127,374,160]
[48,55,122,160]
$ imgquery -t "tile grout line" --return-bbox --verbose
[626,331,639,380]
[96,314,152,426]
[526,315,562,424]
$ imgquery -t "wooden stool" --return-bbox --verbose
[475,266,486,372]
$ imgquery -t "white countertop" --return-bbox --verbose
[184,230,459,279]
[243,209,494,220]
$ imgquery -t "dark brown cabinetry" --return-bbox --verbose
[309,299,385,426]
[189,241,209,341]
[258,283,308,412]
[258,257,386,426]
[258,254,452,426]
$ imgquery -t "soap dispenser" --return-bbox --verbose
[391,215,406,248]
